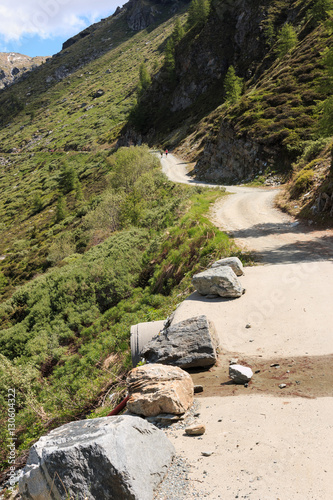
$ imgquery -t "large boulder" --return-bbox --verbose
[141,315,219,368]
[211,256,244,276]
[192,266,244,298]
[19,415,174,500]
[127,364,194,417]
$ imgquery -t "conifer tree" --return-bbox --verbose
[58,163,77,194]
[276,23,298,58]
[137,62,151,95]
[173,18,185,44]
[55,196,66,222]
[164,39,175,74]
[310,0,333,22]
[187,0,210,29]
[223,66,243,104]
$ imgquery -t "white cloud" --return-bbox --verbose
[0,0,123,41]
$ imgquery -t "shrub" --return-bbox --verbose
[107,145,158,193]
[290,168,315,197]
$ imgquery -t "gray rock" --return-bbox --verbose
[229,364,253,384]
[141,316,219,369]
[19,415,175,500]
[192,267,244,298]
[211,256,244,276]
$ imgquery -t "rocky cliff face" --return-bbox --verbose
[194,121,277,183]
[126,0,183,30]
[0,53,48,90]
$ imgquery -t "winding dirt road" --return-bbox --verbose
[162,153,333,264]
[159,153,333,500]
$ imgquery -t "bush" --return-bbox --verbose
[290,168,315,197]
[107,145,158,193]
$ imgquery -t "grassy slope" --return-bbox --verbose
[0,7,186,298]
[0,3,247,478]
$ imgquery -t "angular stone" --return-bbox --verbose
[211,256,244,276]
[141,316,219,369]
[185,424,206,436]
[19,415,175,500]
[192,267,244,298]
[126,364,194,417]
[229,364,253,384]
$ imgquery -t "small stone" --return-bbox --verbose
[194,385,204,393]
[201,451,213,457]
[279,384,287,389]
[229,364,253,384]
[229,358,238,365]
[254,370,261,374]
[185,424,206,436]
[270,363,280,367]
[245,323,251,329]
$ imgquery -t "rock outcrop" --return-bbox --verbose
[141,315,219,368]
[0,52,48,89]
[127,363,194,417]
[192,266,244,298]
[19,415,174,500]
[211,256,244,276]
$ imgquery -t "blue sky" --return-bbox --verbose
[0,1,122,58]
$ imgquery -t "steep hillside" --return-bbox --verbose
[0,0,332,484]
[0,53,48,89]
[132,0,333,193]
[0,1,189,298]
[0,0,249,481]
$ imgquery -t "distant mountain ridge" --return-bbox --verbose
[0,52,48,89]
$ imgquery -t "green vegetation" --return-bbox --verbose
[0,144,246,470]
[223,66,243,104]
[310,0,333,22]
[137,63,151,95]
[187,0,210,29]
[276,23,298,58]
[1,0,333,480]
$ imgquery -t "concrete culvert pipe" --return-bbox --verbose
[130,320,166,367]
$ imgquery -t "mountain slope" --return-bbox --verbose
[0,0,332,484]
[131,0,332,192]
[0,52,48,89]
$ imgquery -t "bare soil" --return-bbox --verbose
[161,154,333,499]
